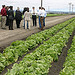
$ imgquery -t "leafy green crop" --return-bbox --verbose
[0,17,75,73]
[5,19,75,75]
[59,36,75,75]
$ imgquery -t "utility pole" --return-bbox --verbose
[41,0,43,8]
[72,4,74,13]
[69,3,72,13]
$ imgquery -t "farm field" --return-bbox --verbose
[59,36,75,75]
[47,14,67,17]
[0,16,1,21]
[0,13,67,22]
[0,16,75,75]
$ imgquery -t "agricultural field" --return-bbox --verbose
[0,16,1,21]
[59,36,75,75]
[0,13,67,22]
[47,14,67,17]
[0,17,75,75]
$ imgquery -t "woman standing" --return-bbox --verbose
[15,7,22,28]
[24,8,31,29]
[8,6,14,30]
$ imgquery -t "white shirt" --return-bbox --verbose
[40,9,45,17]
[38,9,42,16]
[38,9,46,17]
[31,9,37,15]
[44,11,47,17]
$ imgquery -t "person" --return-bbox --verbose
[23,7,27,29]
[8,6,14,30]
[15,7,22,28]
[6,6,9,26]
[31,7,37,26]
[1,5,7,29]
[38,7,42,29]
[43,8,47,27]
[40,7,45,30]
[24,8,31,29]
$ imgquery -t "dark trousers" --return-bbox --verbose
[9,20,13,30]
[6,16,9,26]
[32,15,37,26]
[16,20,21,28]
[43,17,45,26]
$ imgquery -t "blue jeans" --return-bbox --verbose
[24,18,25,29]
[27,21,28,29]
[24,20,28,29]
[39,16,41,28]
[43,17,45,26]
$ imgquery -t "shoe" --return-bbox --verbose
[38,28,40,29]
[2,28,6,29]
[38,27,43,30]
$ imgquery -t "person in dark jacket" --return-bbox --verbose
[15,7,22,28]
[8,6,14,30]
[6,6,9,26]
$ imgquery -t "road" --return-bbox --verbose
[0,15,75,48]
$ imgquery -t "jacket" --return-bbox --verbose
[24,11,31,21]
[1,8,7,16]
[15,10,22,20]
[8,10,14,20]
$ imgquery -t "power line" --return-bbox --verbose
[41,0,43,8]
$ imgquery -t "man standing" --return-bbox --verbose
[31,7,37,26]
[40,7,44,30]
[43,8,47,27]
[1,5,7,29]
[38,7,42,29]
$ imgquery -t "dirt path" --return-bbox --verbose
[48,30,75,75]
[0,15,75,49]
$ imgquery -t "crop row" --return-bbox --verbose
[5,20,75,75]
[0,18,74,73]
[59,35,75,75]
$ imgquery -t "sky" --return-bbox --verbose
[0,0,75,12]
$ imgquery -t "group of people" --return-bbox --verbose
[0,5,47,30]
[1,5,22,30]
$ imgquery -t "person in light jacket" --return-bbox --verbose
[24,8,31,29]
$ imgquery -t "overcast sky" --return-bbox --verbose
[0,0,75,12]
